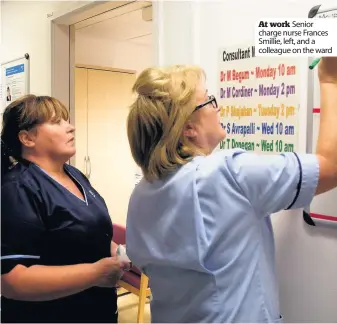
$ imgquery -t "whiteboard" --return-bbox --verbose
[0,54,30,114]
[217,44,301,157]
[303,5,337,228]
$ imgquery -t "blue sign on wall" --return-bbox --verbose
[6,64,25,76]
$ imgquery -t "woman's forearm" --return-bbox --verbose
[2,263,99,301]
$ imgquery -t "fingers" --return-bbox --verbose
[118,261,130,272]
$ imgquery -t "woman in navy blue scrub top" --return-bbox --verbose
[1,95,126,323]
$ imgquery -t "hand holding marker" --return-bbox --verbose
[307,4,336,70]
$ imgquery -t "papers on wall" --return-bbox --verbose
[216,44,301,155]
[1,54,30,114]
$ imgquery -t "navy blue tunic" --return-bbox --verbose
[1,159,118,323]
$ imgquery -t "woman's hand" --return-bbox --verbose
[93,256,124,288]
[111,241,132,271]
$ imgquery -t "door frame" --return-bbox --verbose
[75,64,136,75]
[50,0,155,118]
[50,1,155,165]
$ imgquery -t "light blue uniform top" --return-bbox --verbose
[126,149,319,323]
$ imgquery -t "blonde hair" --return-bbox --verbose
[127,65,206,182]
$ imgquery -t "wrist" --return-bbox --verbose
[87,262,102,287]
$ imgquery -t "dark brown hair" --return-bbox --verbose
[1,95,69,177]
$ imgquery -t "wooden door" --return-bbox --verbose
[87,69,136,225]
[74,67,88,176]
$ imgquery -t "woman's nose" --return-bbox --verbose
[68,123,75,133]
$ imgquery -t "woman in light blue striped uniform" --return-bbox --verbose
[125,59,337,323]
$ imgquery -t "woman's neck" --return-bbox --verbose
[22,154,66,176]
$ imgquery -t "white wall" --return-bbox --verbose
[75,32,152,75]
[1,1,85,96]
[154,1,198,66]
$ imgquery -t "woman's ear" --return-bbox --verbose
[183,121,197,139]
[18,130,36,148]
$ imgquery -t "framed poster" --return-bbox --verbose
[1,53,30,114]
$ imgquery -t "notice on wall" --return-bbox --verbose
[1,55,30,113]
[217,44,302,155]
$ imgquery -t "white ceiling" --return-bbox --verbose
[76,7,152,46]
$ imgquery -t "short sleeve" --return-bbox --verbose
[1,181,46,274]
[225,151,319,217]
